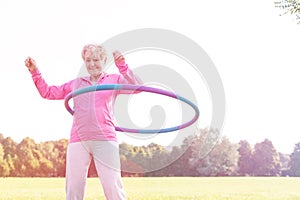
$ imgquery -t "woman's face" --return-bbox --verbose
[84,51,104,77]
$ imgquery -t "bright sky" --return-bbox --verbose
[0,0,299,154]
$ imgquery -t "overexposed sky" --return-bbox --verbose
[0,0,299,154]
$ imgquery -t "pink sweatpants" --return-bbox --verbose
[66,141,126,200]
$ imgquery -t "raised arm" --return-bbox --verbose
[113,51,142,86]
[25,56,73,100]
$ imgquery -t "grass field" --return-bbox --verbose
[0,177,300,200]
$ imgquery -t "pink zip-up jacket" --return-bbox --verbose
[31,65,142,143]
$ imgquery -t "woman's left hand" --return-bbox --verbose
[113,51,128,74]
[113,51,126,66]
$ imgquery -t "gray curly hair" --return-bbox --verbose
[81,44,107,63]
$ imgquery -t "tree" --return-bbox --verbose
[51,139,68,177]
[193,137,238,176]
[237,140,254,176]
[1,137,17,160]
[278,152,291,176]
[163,146,183,176]
[289,142,300,176]
[252,139,281,176]
[145,143,169,176]
[275,0,300,24]
[0,133,4,142]
[188,128,238,176]
[15,137,40,176]
[4,154,15,176]
[0,137,17,176]
[177,134,198,176]
[119,143,145,176]
[189,128,221,176]
[0,143,10,177]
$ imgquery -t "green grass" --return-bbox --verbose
[0,177,300,199]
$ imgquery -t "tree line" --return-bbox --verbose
[0,128,300,177]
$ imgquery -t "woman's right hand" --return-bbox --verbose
[24,56,37,72]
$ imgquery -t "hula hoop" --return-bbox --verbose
[64,84,199,133]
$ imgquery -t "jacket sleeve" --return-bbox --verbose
[31,69,74,100]
[117,63,142,85]
[117,64,143,94]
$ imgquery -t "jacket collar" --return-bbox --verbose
[80,72,107,83]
